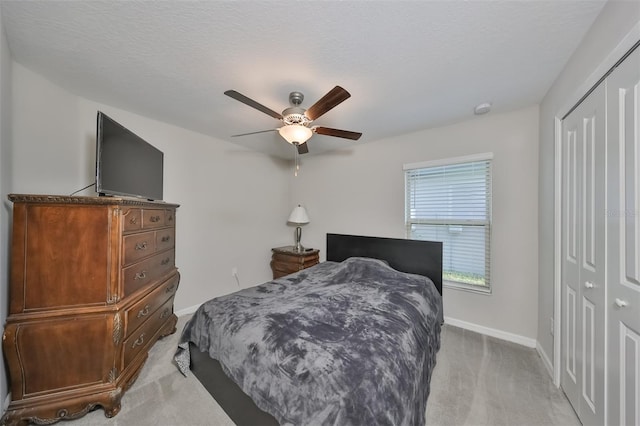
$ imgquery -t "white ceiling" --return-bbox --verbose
[1,0,606,159]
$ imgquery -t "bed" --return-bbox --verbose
[175,233,443,426]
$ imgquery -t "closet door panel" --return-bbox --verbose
[561,81,606,426]
[562,117,582,410]
[607,45,640,426]
[579,83,607,426]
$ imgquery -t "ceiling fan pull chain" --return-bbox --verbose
[294,146,299,177]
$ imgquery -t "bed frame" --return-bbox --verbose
[189,233,443,426]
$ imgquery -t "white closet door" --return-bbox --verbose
[561,97,584,411]
[561,81,607,426]
[607,46,640,426]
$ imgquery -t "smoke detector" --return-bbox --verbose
[474,102,492,115]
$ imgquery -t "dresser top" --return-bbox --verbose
[272,246,319,255]
[8,194,180,208]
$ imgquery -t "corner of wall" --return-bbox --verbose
[0,3,13,413]
[536,341,554,380]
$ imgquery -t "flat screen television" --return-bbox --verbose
[95,111,164,201]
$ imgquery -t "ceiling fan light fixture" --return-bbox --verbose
[279,124,313,145]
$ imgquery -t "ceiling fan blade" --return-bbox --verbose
[296,142,309,154]
[231,129,278,137]
[224,90,283,120]
[314,127,362,140]
[305,86,351,121]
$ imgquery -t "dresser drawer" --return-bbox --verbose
[123,231,156,266]
[125,274,179,338]
[156,228,175,252]
[122,208,142,232]
[271,261,309,278]
[122,249,175,296]
[271,254,319,270]
[143,209,165,229]
[271,251,319,264]
[165,209,175,227]
[123,296,175,367]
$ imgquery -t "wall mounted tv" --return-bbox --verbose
[96,112,164,201]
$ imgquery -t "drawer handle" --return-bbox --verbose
[161,235,171,243]
[166,283,176,294]
[161,257,171,266]
[160,308,170,319]
[137,304,151,318]
[132,333,145,349]
[130,216,138,225]
[135,241,148,251]
[150,215,161,223]
[134,271,147,280]
[167,215,173,222]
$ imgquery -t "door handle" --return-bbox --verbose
[614,298,628,308]
[584,281,594,289]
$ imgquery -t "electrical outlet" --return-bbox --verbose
[550,317,554,336]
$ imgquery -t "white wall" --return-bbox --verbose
[9,63,293,312]
[537,0,640,369]
[293,105,539,342]
[1,60,296,416]
[0,4,12,410]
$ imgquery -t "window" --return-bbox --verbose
[404,153,493,293]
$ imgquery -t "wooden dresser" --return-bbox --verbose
[1,194,180,426]
[270,246,320,279]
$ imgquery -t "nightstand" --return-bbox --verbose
[271,246,320,279]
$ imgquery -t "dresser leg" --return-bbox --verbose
[158,314,178,339]
[103,388,123,418]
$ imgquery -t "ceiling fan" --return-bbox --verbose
[224,86,362,154]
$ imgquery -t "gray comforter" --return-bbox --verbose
[175,257,442,426]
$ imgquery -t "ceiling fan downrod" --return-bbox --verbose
[289,91,304,106]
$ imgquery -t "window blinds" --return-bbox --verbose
[405,157,492,290]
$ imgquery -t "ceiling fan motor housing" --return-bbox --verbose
[282,106,311,126]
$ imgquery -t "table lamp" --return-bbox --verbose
[288,205,310,252]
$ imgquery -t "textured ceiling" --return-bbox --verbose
[1,1,606,159]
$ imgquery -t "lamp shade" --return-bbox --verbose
[288,205,310,225]
[279,125,313,145]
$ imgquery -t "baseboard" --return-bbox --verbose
[536,342,555,380]
[443,316,537,348]
[175,303,201,317]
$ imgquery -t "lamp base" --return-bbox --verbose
[293,226,304,252]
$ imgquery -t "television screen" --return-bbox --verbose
[96,112,164,201]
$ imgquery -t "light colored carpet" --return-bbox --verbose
[425,325,579,426]
[70,315,579,426]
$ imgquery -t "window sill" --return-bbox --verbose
[443,280,492,295]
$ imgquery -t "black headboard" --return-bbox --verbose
[326,233,443,296]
